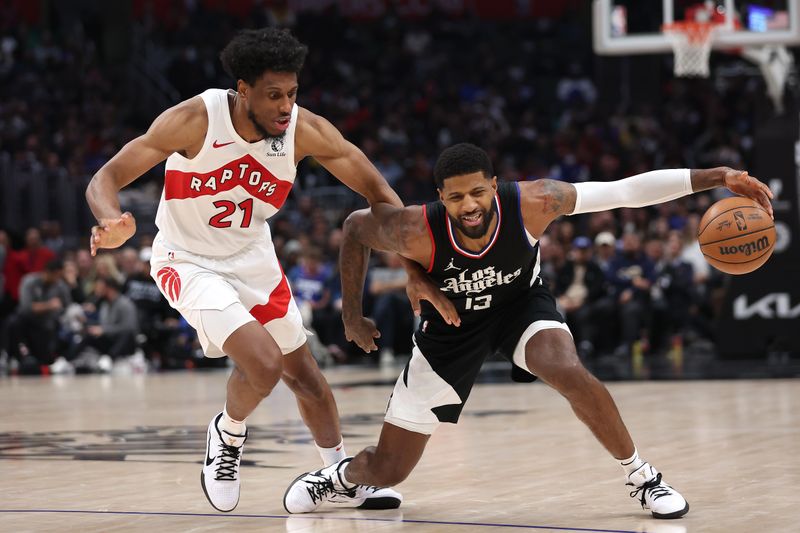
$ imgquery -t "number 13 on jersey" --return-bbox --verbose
[465,294,492,310]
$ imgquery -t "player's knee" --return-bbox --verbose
[525,331,585,387]
[283,370,330,403]
[244,353,283,397]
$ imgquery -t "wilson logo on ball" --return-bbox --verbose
[157,266,182,302]
[718,236,770,257]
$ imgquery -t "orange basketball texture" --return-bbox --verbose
[697,197,775,275]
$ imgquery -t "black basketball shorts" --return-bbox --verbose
[384,282,571,435]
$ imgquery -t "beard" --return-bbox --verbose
[448,201,497,239]
[247,109,286,140]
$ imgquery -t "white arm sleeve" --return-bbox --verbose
[570,169,693,215]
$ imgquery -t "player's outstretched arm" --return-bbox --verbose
[85,97,207,255]
[519,167,773,237]
[340,204,434,352]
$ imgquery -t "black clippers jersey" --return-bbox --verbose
[420,181,541,326]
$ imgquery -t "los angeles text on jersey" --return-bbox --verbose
[441,266,522,295]
[164,154,293,209]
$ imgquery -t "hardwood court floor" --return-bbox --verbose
[1,367,798,532]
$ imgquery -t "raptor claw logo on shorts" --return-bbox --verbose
[157,266,182,302]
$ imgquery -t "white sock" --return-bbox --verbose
[218,406,246,436]
[619,448,646,477]
[317,439,346,466]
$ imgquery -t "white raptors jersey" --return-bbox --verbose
[155,89,298,256]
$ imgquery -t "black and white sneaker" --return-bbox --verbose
[627,463,689,519]
[201,412,247,512]
[283,457,402,513]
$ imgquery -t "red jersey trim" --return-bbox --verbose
[422,204,436,273]
[164,154,293,211]
[445,193,502,259]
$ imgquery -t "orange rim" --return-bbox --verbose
[661,21,721,44]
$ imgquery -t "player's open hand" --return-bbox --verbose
[722,168,774,218]
[344,315,381,353]
[90,212,137,256]
[406,271,461,327]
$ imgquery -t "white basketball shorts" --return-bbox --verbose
[150,231,307,357]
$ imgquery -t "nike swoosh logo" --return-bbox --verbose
[205,432,215,466]
[335,445,342,451]
[212,140,235,148]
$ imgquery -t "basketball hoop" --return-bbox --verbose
[662,21,721,78]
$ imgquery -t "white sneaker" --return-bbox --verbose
[283,458,402,513]
[49,356,75,375]
[201,412,247,512]
[97,354,113,373]
[627,463,689,519]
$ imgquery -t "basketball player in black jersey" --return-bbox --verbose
[284,143,773,519]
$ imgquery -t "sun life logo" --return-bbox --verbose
[268,137,286,156]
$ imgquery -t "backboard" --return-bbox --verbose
[593,0,800,55]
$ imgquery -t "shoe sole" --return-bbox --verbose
[357,496,402,510]
[652,501,690,519]
[201,471,239,513]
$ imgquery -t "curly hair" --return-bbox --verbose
[220,28,308,85]
[433,143,494,188]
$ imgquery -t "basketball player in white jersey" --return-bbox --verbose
[86,28,454,513]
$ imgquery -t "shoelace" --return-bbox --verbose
[214,443,241,481]
[628,473,672,508]
[305,474,339,504]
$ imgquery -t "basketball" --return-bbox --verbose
[697,197,776,275]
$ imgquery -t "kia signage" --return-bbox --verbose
[716,101,800,357]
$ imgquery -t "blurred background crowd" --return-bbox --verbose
[0,0,783,376]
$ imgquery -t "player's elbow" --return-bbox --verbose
[85,173,101,208]
[343,209,369,240]
[85,167,116,205]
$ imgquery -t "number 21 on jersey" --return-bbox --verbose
[465,294,492,310]
[209,198,253,228]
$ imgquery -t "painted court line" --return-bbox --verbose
[0,509,640,532]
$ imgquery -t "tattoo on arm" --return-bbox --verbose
[340,207,411,318]
[540,179,576,215]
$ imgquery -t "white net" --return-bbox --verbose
[741,45,794,114]
[663,22,719,78]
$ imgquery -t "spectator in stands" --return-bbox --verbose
[593,231,617,274]
[9,259,70,368]
[122,246,181,367]
[66,276,140,373]
[607,232,656,354]
[554,236,610,358]
[651,232,696,351]
[368,252,412,366]
[117,247,141,281]
[3,228,56,302]
[62,257,88,304]
[75,249,96,297]
[288,247,336,362]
